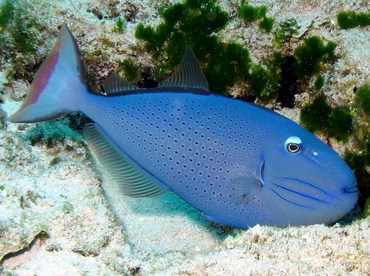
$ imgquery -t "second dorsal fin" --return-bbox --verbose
[102,74,139,95]
[160,47,209,91]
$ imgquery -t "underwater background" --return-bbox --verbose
[0,0,369,274]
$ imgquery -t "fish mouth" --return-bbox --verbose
[343,183,358,194]
[267,176,336,209]
[268,176,358,211]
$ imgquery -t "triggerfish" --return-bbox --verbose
[9,24,358,228]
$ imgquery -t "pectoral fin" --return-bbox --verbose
[227,161,265,206]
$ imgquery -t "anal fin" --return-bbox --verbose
[83,123,168,197]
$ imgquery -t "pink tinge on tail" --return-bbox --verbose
[8,23,88,123]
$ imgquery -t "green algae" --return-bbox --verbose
[300,95,331,133]
[238,0,267,23]
[0,0,40,56]
[259,16,275,33]
[205,43,251,94]
[134,0,337,102]
[314,75,325,90]
[0,0,15,29]
[337,10,370,29]
[364,198,370,218]
[247,62,280,100]
[238,1,274,33]
[345,151,370,209]
[273,18,300,48]
[365,139,370,167]
[121,59,140,83]
[355,83,370,115]
[113,17,126,34]
[135,0,251,93]
[354,83,370,153]
[328,106,353,141]
[300,96,353,141]
[135,0,228,63]
[293,36,336,79]
[0,0,43,85]
[273,36,336,107]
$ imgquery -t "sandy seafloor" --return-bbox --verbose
[0,0,370,275]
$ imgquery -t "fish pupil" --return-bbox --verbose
[284,136,302,153]
[287,143,300,153]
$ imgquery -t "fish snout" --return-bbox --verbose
[334,170,358,218]
[337,166,358,197]
[340,179,358,208]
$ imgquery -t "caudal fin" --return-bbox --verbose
[8,23,88,123]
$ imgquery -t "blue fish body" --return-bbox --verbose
[9,24,358,228]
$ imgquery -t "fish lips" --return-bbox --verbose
[262,153,359,222]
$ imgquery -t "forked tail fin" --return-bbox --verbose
[8,23,88,123]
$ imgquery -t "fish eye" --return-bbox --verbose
[284,136,302,154]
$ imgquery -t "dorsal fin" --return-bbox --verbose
[160,47,209,91]
[102,74,139,95]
